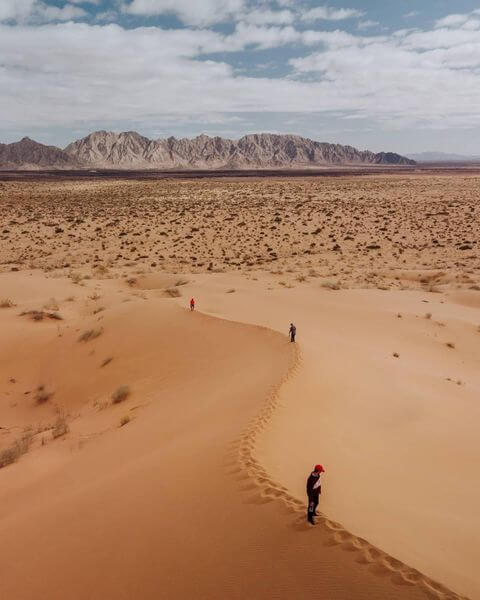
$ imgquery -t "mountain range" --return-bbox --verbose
[0,131,415,170]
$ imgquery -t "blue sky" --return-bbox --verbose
[1,1,480,154]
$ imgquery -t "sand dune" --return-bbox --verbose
[171,272,480,599]
[0,270,462,600]
[1,173,479,600]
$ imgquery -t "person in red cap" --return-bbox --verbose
[190,297,195,311]
[306,464,325,524]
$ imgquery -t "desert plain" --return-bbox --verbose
[0,172,479,600]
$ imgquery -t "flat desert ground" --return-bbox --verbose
[0,173,479,600]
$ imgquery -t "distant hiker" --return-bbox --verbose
[190,297,195,311]
[307,464,325,524]
[289,323,296,342]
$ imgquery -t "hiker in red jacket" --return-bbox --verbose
[190,297,195,311]
[307,464,325,524]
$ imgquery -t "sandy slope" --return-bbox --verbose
[0,271,440,600]
[170,271,480,599]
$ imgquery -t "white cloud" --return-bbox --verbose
[40,4,87,21]
[435,14,470,28]
[123,0,245,26]
[301,6,363,22]
[435,10,480,30]
[2,7,480,139]
[0,0,37,21]
[0,1,86,23]
[243,9,294,25]
[289,25,480,127]
[357,20,379,30]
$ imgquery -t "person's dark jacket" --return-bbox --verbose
[306,472,322,498]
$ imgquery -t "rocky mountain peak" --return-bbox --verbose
[1,131,416,170]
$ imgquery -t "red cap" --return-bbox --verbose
[314,464,325,473]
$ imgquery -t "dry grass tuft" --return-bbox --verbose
[120,415,131,427]
[43,298,59,312]
[52,414,69,439]
[0,298,16,308]
[0,431,33,469]
[321,280,340,291]
[35,385,54,404]
[78,327,103,342]
[20,309,62,321]
[164,287,181,298]
[112,385,131,404]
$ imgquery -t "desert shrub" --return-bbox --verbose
[446,342,455,349]
[120,415,130,427]
[101,356,113,367]
[165,287,181,297]
[112,385,131,404]
[226,288,236,293]
[175,278,189,286]
[20,310,62,321]
[43,298,59,311]
[78,327,103,342]
[70,272,82,284]
[35,385,54,404]
[0,432,33,469]
[321,280,340,290]
[425,313,432,319]
[52,415,69,439]
[0,298,15,308]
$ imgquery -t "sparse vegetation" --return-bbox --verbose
[446,342,456,349]
[0,298,15,308]
[69,272,83,284]
[120,415,131,427]
[101,356,113,367]
[20,309,63,321]
[35,385,54,404]
[321,280,340,290]
[0,431,33,469]
[43,298,59,311]
[164,287,181,297]
[112,385,131,404]
[78,327,103,342]
[52,414,69,439]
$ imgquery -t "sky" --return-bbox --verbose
[1,1,480,154]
